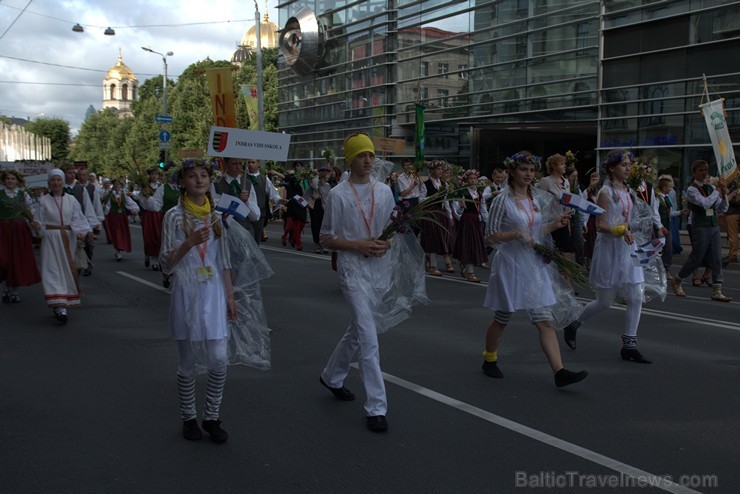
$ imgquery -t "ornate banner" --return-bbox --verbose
[240,85,259,130]
[699,98,737,180]
[205,68,236,128]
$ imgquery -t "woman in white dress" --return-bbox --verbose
[31,169,92,324]
[562,150,651,363]
[482,151,587,387]
[160,160,237,443]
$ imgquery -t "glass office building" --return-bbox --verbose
[277,0,739,182]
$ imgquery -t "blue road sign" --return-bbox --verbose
[155,115,173,123]
[159,130,171,143]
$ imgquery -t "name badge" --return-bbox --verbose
[195,265,214,282]
[705,208,714,217]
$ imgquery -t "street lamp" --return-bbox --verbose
[141,46,173,161]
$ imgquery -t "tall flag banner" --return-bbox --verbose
[699,98,738,180]
[415,103,425,164]
[240,84,259,130]
[205,68,237,128]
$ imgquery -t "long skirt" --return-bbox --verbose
[107,212,132,252]
[140,210,164,257]
[0,219,41,287]
[420,208,451,255]
[584,215,597,261]
[41,229,81,308]
[453,211,487,265]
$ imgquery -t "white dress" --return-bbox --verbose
[37,194,92,307]
[160,206,231,341]
[588,183,644,288]
[484,191,556,312]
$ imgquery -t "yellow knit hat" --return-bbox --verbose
[344,133,375,166]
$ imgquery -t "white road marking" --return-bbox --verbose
[117,271,170,294]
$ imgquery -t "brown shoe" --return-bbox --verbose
[466,274,480,283]
[671,277,686,297]
[429,267,442,276]
[711,284,732,302]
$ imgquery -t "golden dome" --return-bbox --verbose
[241,12,279,49]
[106,52,137,81]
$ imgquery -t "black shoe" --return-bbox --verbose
[319,376,355,401]
[9,294,20,303]
[82,265,93,276]
[54,310,68,325]
[563,320,581,350]
[182,419,203,441]
[201,419,228,443]
[367,415,388,433]
[620,348,652,364]
[163,276,171,289]
[152,264,160,272]
[481,360,503,378]
[1,292,9,303]
[145,256,151,268]
[555,368,588,387]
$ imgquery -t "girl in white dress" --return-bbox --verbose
[562,150,651,364]
[482,151,587,388]
[160,160,237,442]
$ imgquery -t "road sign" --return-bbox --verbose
[159,142,171,150]
[159,130,171,143]
[155,115,173,123]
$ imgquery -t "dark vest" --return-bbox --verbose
[161,184,179,213]
[72,184,87,214]
[248,175,268,217]
[688,184,718,228]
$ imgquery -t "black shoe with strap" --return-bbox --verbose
[202,420,228,443]
[320,376,355,401]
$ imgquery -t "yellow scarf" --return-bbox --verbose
[182,194,211,219]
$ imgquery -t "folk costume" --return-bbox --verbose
[281,173,307,250]
[419,162,453,275]
[247,170,282,244]
[0,177,41,302]
[37,169,92,321]
[137,176,166,270]
[537,174,573,252]
[103,185,140,260]
[453,172,488,282]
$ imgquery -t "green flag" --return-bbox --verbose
[415,103,425,164]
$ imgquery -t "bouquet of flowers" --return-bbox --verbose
[533,243,590,286]
[565,150,578,166]
[626,156,657,190]
[321,147,336,166]
[379,186,468,241]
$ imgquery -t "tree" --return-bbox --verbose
[25,117,70,162]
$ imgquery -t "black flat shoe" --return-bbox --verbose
[555,368,588,387]
[202,419,228,443]
[481,360,503,378]
[563,320,581,350]
[320,376,355,401]
[367,415,388,433]
[620,348,652,364]
[182,419,202,441]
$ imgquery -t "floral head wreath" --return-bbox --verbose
[600,150,636,173]
[462,169,480,180]
[176,159,220,178]
[502,151,542,171]
[427,160,448,171]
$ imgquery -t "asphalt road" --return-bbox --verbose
[1,222,738,494]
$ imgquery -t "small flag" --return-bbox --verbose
[560,192,605,216]
[215,193,249,220]
[629,238,665,266]
[292,195,308,208]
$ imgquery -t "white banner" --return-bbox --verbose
[207,126,291,162]
[699,99,737,180]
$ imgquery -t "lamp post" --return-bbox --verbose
[141,46,173,161]
[254,1,264,131]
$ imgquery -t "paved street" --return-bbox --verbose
[1,222,738,494]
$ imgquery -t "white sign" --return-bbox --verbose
[699,99,737,180]
[207,126,291,162]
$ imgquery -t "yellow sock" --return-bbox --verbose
[482,350,498,362]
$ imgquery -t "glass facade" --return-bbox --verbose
[277,0,739,185]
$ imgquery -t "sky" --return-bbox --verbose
[0,0,280,135]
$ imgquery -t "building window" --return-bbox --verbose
[109,84,116,100]
[421,62,429,77]
[576,22,590,54]
[438,89,449,107]
[458,65,468,79]
[122,84,128,101]
[438,63,449,78]
[421,87,429,100]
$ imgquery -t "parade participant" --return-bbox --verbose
[671,160,731,302]
[562,150,653,363]
[420,160,452,275]
[441,166,457,272]
[537,154,573,252]
[212,158,260,238]
[489,167,508,199]
[0,170,41,303]
[31,169,92,324]
[75,168,104,276]
[102,178,139,261]
[583,172,601,268]
[100,178,113,244]
[722,176,739,266]
[452,169,488,282]
[281,162,308,251]
[566,165,587,265]
[318,133,398,433]
[137,167,166,270]
[61,164,101,274]
[482,151,587,387]
[160,159,237,443]
[396,158,424,209]
[306,168,332,253]
[656,177,687,280]
[245,158,285,245]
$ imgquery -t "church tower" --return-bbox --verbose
[102,50,138,117]
[231,5,279,66]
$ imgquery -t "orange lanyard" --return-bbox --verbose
[195,218,209,264]
[615,188,631,222]
[515,196,535,237]
[637,183,650,204]
[348,180,375,237]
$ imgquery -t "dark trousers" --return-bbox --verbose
[678,225,723,283]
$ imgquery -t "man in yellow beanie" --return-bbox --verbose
[318,133,396,432]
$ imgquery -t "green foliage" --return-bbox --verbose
[25,117,70,162]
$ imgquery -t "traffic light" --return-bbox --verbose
[158,150,166,169]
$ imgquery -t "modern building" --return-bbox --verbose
[277,0,739,184]
[102,51,138,117]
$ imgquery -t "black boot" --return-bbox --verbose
[554,368,588,387]
[620,348,652,364]
[482,360,503,378]
[563,320,581,350]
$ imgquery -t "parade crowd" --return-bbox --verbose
[1,135,738,439]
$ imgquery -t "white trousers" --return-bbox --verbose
[321,288,387,416]
[578,284,644,337]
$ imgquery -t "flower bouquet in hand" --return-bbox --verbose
[379,186,468,241]
[533,243,590,286]
[626,156,657,190]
